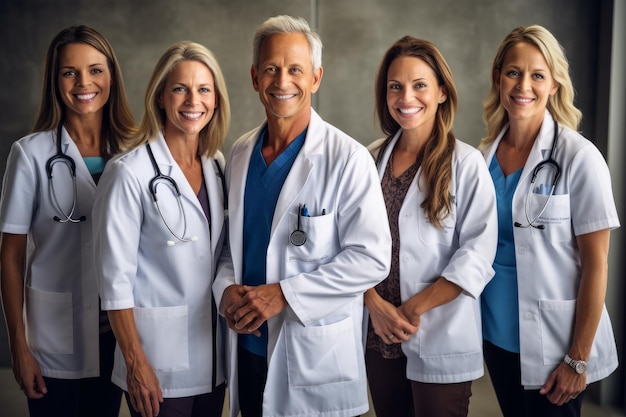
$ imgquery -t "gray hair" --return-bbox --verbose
[252,15,322,71]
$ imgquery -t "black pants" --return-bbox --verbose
[27,329,122,417]
[365,348,413,417]
[238,345,268,417]
[125,384,225,417]
[483,340,585,417]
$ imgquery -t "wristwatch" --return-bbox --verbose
[564,354,587,374]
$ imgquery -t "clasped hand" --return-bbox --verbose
[223,283,288,336]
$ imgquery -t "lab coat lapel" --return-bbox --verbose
[271,150,313,235]
[375,130,401,179]
[270,111,322,237]
[518,112,557,186]
[60,127,96,218]
[227,129,257,280]
[202,153,225,259]
[149,134,201,211]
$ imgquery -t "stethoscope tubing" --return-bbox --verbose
[514,119,562,230]
[46,123,86,223]
[145,142,227,245]
[146,143,195,244]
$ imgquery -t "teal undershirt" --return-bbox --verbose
[481,156,522,353]
[83,156,106,184]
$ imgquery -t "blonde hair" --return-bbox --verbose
[132,41,231,157]
[374,36,458,229]
[33,25,136,158]
[481,25,582,148]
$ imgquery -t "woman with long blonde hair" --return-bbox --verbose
[479,25,619,417]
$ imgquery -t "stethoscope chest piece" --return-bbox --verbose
[290,203,307,246]
[289,229,307,246]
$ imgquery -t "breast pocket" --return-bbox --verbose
[416,211,455,247]
[285,316,359,387]
[529,193,571,242]
[286,212,337,272]
[25,286,74,354]
[133,305,189,372]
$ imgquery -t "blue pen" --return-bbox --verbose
[301,204,310,217]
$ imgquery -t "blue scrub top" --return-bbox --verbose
[481,156,522,353]
[240,127,306,356]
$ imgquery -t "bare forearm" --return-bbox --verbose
[570,230,611,360]
[570,263,607,360]
[402,276,462,318]
[0,233,28,353]
[107,308,148,366]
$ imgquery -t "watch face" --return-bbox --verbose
[575,362,586,374]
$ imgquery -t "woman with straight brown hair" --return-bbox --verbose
[0,24,135,416]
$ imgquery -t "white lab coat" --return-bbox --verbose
[369,131,498,383]
[92,133,227,397]
[481,111,620,388]
[213,109,391,417]
[0,128,100,379]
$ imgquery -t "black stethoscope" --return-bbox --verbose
[146,143,227,246]
[513,120,562,230]
[46,124,86,223]
[289,203,308,246]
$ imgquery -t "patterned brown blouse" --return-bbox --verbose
[366,153,419,359]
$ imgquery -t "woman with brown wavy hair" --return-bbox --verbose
[365,35,498,417]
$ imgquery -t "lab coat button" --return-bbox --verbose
[517,246,527,254]
[523,312,533,320]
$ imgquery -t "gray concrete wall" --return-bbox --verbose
[0,0,622,407]
[0,0,601,157]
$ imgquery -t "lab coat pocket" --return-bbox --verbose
[285,316,359,387]
[529,193,571,242]
[25,286,73,354]
[287,212,336,268]
[417,213,455,246]
[133,305,189,372]
[538,299,599,365]
[417,286,481,358]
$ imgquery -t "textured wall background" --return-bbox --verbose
[0,0,616,395]
[0,0,601,161]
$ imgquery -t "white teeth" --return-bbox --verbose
[399,108,419,115]
[273,94,294,99]
[76,93,96,100]
[182,112,202,119]
[513,97,533,103]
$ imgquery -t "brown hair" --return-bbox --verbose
[33,24,136,158]
[374,36,458,229]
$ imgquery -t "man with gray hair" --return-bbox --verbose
[213,14,391,417]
